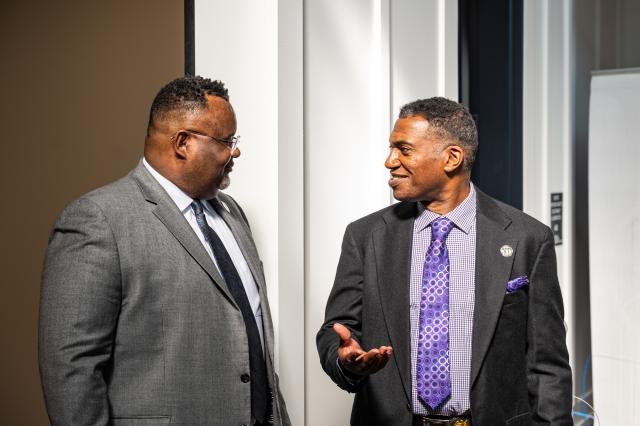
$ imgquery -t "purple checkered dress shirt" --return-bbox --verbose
[411,184,477,416]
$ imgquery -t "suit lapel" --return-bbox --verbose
[212,198,266,292]
[470,191,517,387]
[373,202,416,404]
[212,196,278,385]
[130,162,237,307]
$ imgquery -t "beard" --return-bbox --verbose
[218,173,231,190]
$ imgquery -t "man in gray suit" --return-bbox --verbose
[317,97,572,425]
[40,75,290,426]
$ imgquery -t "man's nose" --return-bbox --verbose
[384,149,398,169]
[232,147,241,158]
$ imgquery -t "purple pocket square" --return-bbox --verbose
[506,276,529,293]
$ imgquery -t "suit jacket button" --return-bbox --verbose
[241,373,250,383]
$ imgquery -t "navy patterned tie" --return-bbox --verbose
[191,200,268,423]
[416,217,455,409]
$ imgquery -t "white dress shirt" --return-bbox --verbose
[143,158,264,350]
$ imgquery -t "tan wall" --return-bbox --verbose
[0,1,183,423]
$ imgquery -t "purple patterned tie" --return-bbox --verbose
[417,217,455,410]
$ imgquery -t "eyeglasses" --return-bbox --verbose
[181,129,240,152]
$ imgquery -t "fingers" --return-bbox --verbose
[335,323,364,368]
[380,346,393,357]
[332,322,352,346]
[355,348,379,363]
[374,347,392,371]
[352,346,393,375]
[355,346,393,362]
[332,323,393,376]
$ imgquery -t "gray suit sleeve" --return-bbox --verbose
[39,198,121,426]
[526,228,573,425]
[316,224,367,393]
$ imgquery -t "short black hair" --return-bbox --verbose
[148,75,229,129]
[399,97,478,171]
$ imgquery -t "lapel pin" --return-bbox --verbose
[500,245,513,257]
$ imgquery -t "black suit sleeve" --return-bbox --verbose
[39,198,121,426]
[316,223,367,393]
[526,227,573,425]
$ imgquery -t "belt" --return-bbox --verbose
[413,415,472,426]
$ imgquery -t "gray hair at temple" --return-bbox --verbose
[399,97,478,172]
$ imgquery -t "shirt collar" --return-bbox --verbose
[414,183,477,234]
[142,157,216,215]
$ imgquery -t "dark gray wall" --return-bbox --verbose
[459,0,524,209]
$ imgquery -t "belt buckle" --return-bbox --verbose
[422,419,448,426]
[454,419,470,426]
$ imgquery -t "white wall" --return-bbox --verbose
[194,1,305,423]
[195,1,457,423]
[588,69,640,425]
[523,0,575,379]
[304,1,391,423]
[390,0,458,116]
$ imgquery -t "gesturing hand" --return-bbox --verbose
[333,322,393,377]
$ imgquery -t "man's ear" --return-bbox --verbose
[443,145,465,173]
[172,131,190,160]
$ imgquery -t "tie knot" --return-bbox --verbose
[191,200,205,217]
[430,217,454,241]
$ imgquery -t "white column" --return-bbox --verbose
[194,1,305,424]
[390,0,458,115]
[277,0,305,424]
[523,0,575,378]
[303,1,391,422]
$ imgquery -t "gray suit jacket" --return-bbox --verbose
[39,161,290,426]
[317,190,572,425]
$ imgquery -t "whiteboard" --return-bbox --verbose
[589,69,640,423]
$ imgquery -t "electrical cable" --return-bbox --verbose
[572,395,600,425]
[581,352,591,413]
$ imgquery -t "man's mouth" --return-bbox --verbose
[388,174,408,188]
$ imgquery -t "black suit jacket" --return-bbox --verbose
[316,190,572,425]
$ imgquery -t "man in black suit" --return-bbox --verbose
[317,97,572,425]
